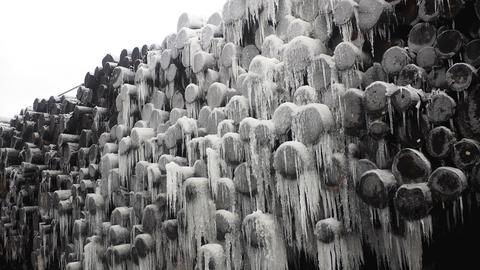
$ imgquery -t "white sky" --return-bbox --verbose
[0,0,225,119]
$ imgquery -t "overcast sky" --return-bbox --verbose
[0,0,225,119]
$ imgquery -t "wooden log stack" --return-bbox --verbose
[2,0,480,269]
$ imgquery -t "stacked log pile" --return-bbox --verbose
[2,0,480,269]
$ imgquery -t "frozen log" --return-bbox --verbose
[221,133,244,165]
[397,64,427,89]
[177,13,204,32]
[111,67,135,88]
[225,95,250,125]
[286,18,313,42]
[207,82,229,108]
[262,35,285,60]
[215,178,236,210]
[201,24,223,51]
[357,169,397,208]
[274,141,314,180]
[334,42,363,71]
[408,23,437,53]
[233,162,258,195]
[452,138,480,169]
[390,85,422,113]
[394,183,433,220]
[111,207,133,228]
[464,39,480,67]
[25,147,43,164]
[142,204,163,234]
[392,148,431,185]
[315,218,343,244]
[426,126,455,159]
[163,219,178,241]
[133,233,155,258]
[106,244,131,266]
[131,128,155,149]
[207,108,227,135]
[357,0,392,30]
[418,0,439,22]
[102,143,118,155]
[428,167,467,202]
[293,86,318,105]
[283,36,327,90]
[114,124,130,142]
[272,102,298,136]
[333,0,358,26]
[100,153,119,181]
[80,179,95,193]
[436,30,463,59]
[342,88,366,135]
[426,92,456,124]
[446,63,478,92]
[364,81,397,116]
[176,27,199,49]
[197,244,225,270]
[193,51,216,74]
[109,225,129,245]
[381,46,412,76]
[291,104,334,145]
[57,134,80,147]
[216,210,239,241]
[220,42,240,69]
[240,45,260,71]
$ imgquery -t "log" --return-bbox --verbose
[428,167,467,202]
[452,138,480,169]
[133,233,155,258]
[291,104,334,145]
[381,46,412,76]
[426,126,456,159]
[357,169,397,208]
[221,133,244,165]
[397,64,427,89]
[342,88,366,135]
[216,210,239,241]
[408,23,437,53]
[364,81,397,115]
[464,39,480,67]
[315,218,343,244]
[394,183,433,220]
[392,148,431,185]
[274,141,314,180]
[426,91,456,124]
[416,46,439,71]
[207,82,229,108]
[446,63,477,92]
[436,30,463,59]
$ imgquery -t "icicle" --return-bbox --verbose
[138,252,156,270]
[183,178,217,268]
[243,211,288,270]
[275,142,321,254]
[166,162,185,215]
[207,147,222,198]
[83,240,104,270]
